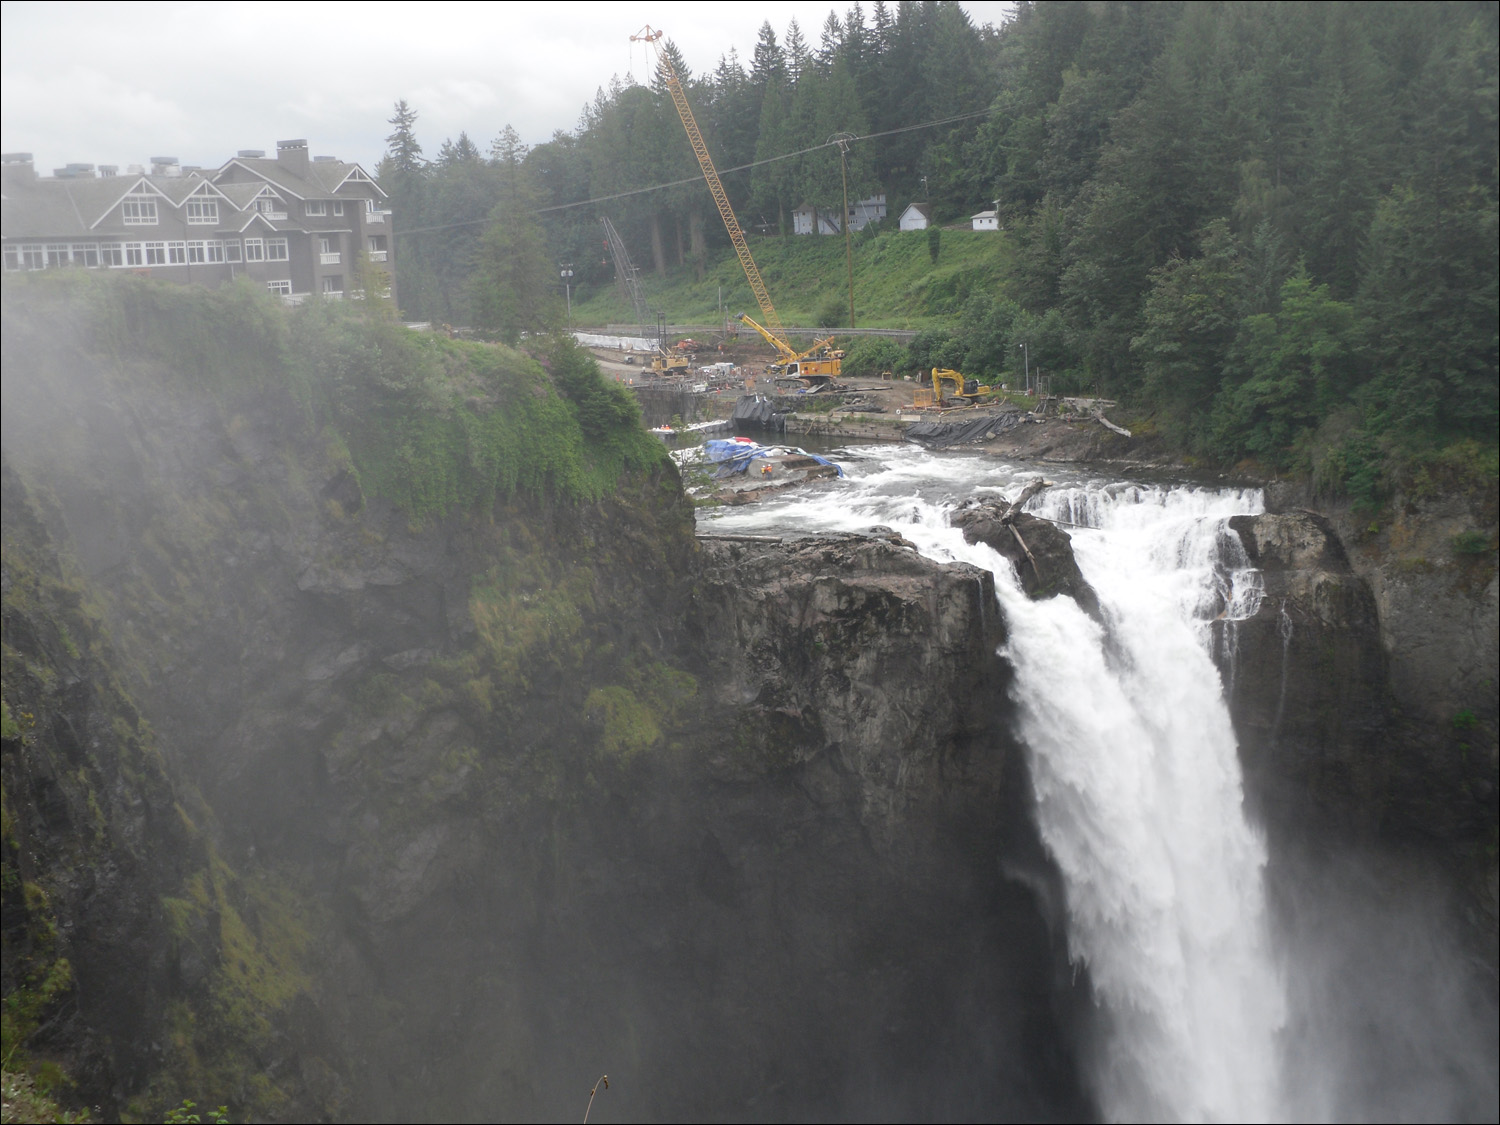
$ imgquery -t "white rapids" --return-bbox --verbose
[700,442,1288,1122]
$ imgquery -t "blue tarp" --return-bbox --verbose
[704,439,845,479]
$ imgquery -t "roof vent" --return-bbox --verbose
[313,155,338,163]
[1,153,34,165]
[148,156,179,165]
[238,149,266,158]
[99,165,119,176]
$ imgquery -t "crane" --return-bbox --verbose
[600,215,650,341]
[735,313,844,382]
[630,25,841,384]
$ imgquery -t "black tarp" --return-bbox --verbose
[903,411,1024,448]
[729,394,788,432]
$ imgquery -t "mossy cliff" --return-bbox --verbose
[2,275,1086,1121]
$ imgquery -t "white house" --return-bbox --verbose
[971,209,1000,231]
[847,192,886,231]
[792,202,842,235]
[793,193,887,235]
[899,202,932,231]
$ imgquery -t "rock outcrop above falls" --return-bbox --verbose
[950,494,1102,618]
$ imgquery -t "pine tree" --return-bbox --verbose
[785,19,812,84]
[381,99,424,176]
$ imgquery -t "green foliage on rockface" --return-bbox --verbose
[3,273,666,525]
[1,462,328,1122]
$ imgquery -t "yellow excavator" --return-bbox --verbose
[930,368,993,403]
[632,26,841,388]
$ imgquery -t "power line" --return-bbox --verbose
[393,105,997,238]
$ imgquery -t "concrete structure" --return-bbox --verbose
[899,202,932,231]
[1,140,393,304]
[971,209,1000,231]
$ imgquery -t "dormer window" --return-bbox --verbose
[122,196,158,225]
[186,199,218,224]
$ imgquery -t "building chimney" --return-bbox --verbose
[276,139,310,178]
[2,152,36,190]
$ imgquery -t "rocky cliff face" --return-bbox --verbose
[1228,498,1498,947]
[1,279,1089,1121]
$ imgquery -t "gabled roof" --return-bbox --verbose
[971,209,998,219]
[213,156,387,200]
[3,175,130,238]
[901,202,932,219]
[0,174,209,238]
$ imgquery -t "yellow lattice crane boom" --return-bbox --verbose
[631,25,788,346]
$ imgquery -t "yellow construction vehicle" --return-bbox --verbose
[632,26,841,387]
[735,313,843,384]
[930,368,992,402]
[643,350,691,378]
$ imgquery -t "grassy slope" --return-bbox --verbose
[569,227,1017,331]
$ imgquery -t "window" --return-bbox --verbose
[321,274,343,294]
[224,240,242,262]
[46,244,70,268]
[331,200,344,216]
[267,280,292,295]
[100,244,124,267]
[205,241,225,263]
[267,238,289,261]
[76,244,100,267]
[144,242,168,265]
[21,245,43,269]
[305,200,327,216]
[253,196,286,219]
[167,242,187,264]
[3,246,18,271]
[187,241,207,263]
[243,238,265,261]
[125,243,144,266]
[186,199,219,224]
[122,196,158,224]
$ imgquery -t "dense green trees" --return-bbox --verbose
[378,1,1496,495]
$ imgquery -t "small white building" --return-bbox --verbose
[971,209,1000,231]
[899,202,932,232]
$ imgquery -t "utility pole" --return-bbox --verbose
[559,263,574,325]
[1018,341,1030,397]
[831,132,857,329]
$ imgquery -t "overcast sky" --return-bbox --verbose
[2,1,1014,177]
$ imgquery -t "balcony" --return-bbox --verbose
[368,250,387,262]
[320,251,341,266]
[365,210,387,224]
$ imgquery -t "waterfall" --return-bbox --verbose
[1011,484,1283,1122]
[703,447,1286,1121]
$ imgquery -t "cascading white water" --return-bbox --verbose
[700,444,1287,1122]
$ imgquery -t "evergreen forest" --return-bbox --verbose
[378,0,1497,500]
